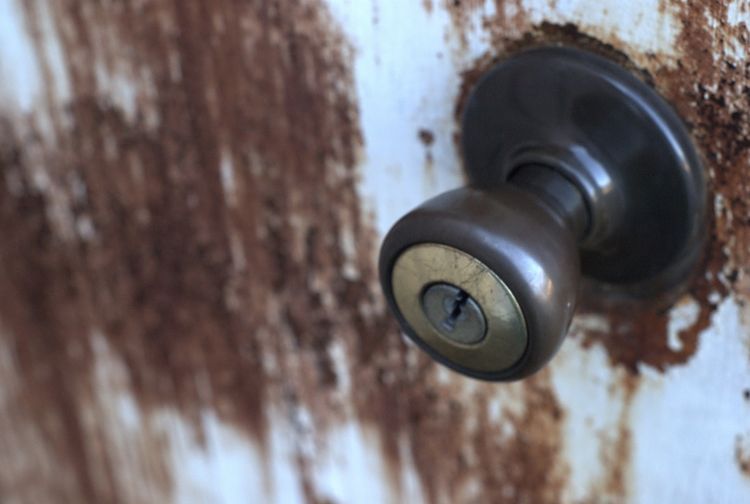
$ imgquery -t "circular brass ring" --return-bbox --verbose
[391,243,528,373]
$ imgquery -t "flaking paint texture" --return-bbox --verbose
[0,0,388,501]
[0,0,749,502]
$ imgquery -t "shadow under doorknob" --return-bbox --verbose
[379,46,707,381]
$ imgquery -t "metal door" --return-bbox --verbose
[0,1,748,502]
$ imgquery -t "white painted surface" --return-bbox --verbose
[328,0,468,237]
[628,299,750,504]
[0,0,42,114]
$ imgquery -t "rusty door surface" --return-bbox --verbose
[1,1,749,503]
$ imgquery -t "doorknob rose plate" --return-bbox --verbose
[379,46,706,381]
[462,46,706,294]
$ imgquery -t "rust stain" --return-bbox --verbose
[387,371,568,504]
[444,0,496,48]
[0,0,381,501]
[588,374,638,502]
[736,434,750,479]
[470,374,569,504]
[576,293,715,374]
[418,128,435,147]
[418,128,436,182]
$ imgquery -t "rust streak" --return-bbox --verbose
[390,371,568,504]
[418,128,435,147]
[0,0,377,501]
[736,434,750,479]
[591,374,638,502]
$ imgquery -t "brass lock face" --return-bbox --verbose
[391,243,527,372]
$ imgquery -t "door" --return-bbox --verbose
[0,1,748,502]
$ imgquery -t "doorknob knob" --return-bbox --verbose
[379,47,706,381]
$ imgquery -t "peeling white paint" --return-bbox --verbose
[630,298,750,503]
[328,0,466,238]
[0,2,37,113]
[571,313,612,335]
[523,0,681,62]
[329,339,353,395]
[310,422,396,503]
[667,296,700,352]
[220,149,238,205]
[34,2,72,106]
[550,340,629,502]
[0,0,71,144]
[549,297,750,503]
[94,60,139,121]
[91,326,434,504]
[89,331,301,504]
[0,1,47,114]
[339,213,361,281]
[171,411,272,504]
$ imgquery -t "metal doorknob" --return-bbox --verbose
[379,47,706,381]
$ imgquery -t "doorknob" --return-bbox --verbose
[378,46,706,381]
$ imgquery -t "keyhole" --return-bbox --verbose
[441,290,469,332]
[421,283,487,345]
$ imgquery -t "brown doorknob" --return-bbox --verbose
[378,47,706,381]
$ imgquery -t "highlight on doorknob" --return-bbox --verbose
[378,46,707,381]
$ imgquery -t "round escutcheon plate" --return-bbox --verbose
[461,46,706,296]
